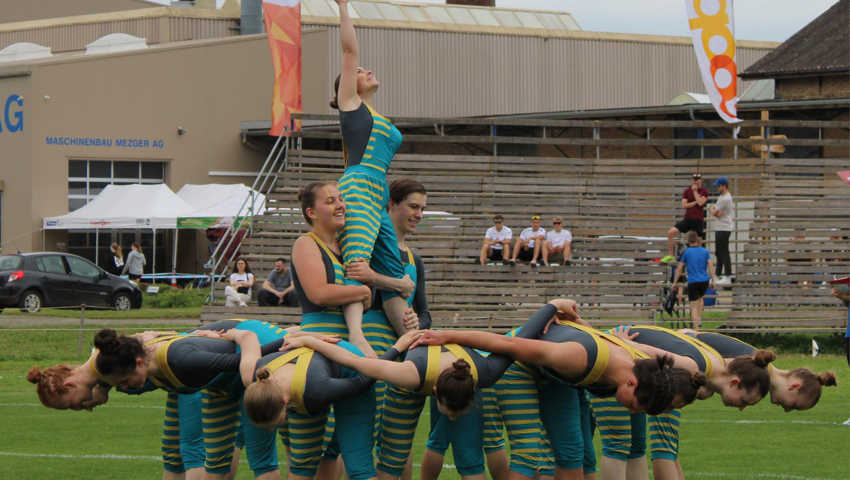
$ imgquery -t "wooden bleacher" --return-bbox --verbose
[202,116,849,334]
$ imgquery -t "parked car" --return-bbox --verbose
[0,253,143,313]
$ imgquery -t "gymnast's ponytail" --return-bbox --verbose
[93,329,146,377]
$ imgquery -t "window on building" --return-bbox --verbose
[674,128,723,159]
[68,160,166,211]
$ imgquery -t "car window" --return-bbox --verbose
[66,256,101,278]
[35,256,68,275]
[0,255,23,270]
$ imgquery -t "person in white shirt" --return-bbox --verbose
[542,216,572,266]
[509,215,546,266]
[709,177,735,282]
[224,257,254,307]
[479,214,513,265]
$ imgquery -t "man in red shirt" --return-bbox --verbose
[661,173,709,263]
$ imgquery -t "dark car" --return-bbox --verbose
[0,253,143,313]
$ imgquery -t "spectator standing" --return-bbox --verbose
[672,231,716,330]
[509,215,545,266]
[479,214,512,265]
[662,173,709,263]
[710,177,735,283]
[257,257,299,307]
[224,257,254,307]
[108,243,124,276]
[121,242,146,285]
[542,216,572,266]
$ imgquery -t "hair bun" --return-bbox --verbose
[691,371,708,389]
[752,350,776,368]
[329,97,340,110]
[27,366,42,385]
[94,329,121,354]
[296,187,306,203]
[818,371,837,387]
[451,359,471,380]
[255,367,271,381]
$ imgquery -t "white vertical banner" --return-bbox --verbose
[685,0,743,124]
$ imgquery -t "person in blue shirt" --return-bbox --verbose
[672,231,716,330]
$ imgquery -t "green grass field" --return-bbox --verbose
[1,325,848,479]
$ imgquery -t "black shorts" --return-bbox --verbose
[517,247,535,261]
[128,273,142,281]
[675,218,705,238]
[487,248,506,261]
[688,281,709,301]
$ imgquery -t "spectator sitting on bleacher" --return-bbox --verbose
[257,257,299,307]
[662,173,709,264]
[479,214,512,265]
[672,231,716,330]
[542,216,572,266]
[224,257,254,307]
[509,215,545,267]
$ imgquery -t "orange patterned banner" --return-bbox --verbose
[263,0,302,136]
[686,0,742,124]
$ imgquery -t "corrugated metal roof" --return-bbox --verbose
[301,0,581,31]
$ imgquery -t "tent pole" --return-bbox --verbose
[172,229,179,286]
[152,228,156,283]
[95,229,99,266]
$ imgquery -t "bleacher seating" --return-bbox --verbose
[202,117,849,334]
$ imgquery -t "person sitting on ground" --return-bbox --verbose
[509,215,545,267]
[224,257,254,307]
[672,231,716,331]
[479,214,512,265]
[542,216,572,266]
[257,257,299,307]
[662,174,709,263]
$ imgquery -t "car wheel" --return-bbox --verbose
[20,291,43,313]
[113,293,132,311]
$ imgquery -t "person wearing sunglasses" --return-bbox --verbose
[542,216,572,266]
[480,214,513,265]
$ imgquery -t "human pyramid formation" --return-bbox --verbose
[27,2,838,480]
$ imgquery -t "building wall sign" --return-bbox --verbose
[1,94,23,133]
[45,136,165,148]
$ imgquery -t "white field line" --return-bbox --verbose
[682,419,839,426]
[0,403,164,409]
[0,452,160,461]
[676,472,839,480]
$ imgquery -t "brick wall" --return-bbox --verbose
[776,74,850,100]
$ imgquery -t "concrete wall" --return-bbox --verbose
[0,75,32,255]
[0,35,274,269]
[2,0,157,24]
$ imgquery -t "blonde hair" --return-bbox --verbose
[244,367,289,428]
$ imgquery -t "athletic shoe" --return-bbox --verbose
[238,301,248,307]
[530,261,538,267]
[843,418,850,426]
[716,276,732,285]
[660,255,677,264]
[508,259,516,266]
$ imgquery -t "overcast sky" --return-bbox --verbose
[167,0,839,43]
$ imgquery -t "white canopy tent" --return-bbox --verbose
[43,184,197,276]
[175,184,266,276]
[176,184,266,229]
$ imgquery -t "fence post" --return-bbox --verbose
[78,304,86,356]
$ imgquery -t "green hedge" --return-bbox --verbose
[141,285,208,309]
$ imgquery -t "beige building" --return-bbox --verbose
[0,0,779,273]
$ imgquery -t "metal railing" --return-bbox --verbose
[207,128,290,303]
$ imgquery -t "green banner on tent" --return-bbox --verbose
[177,217,252,229]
